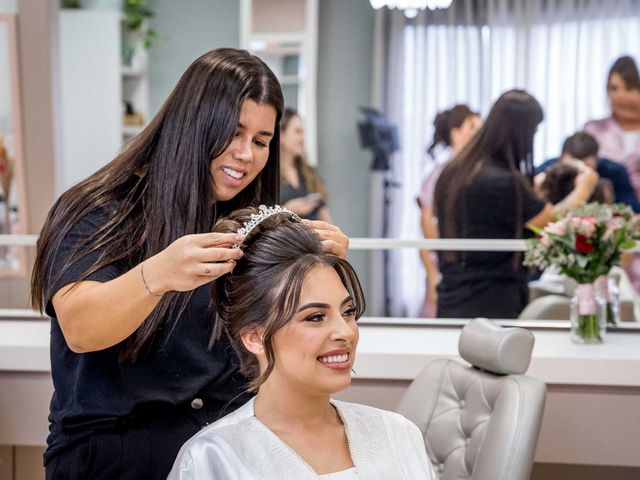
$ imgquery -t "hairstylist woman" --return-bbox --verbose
[433,90,552,319]
[31,48,348,480]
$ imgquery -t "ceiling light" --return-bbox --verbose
[369,0,453,18]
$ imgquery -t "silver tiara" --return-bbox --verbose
[233,205,302,248]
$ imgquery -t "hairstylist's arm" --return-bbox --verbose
[302,219,349,258]
[527,203,554,230]
[51,233,243,353]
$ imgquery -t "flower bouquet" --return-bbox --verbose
[524,203,640,343]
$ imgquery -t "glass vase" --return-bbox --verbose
[570,283,606,344]
[594,274,620,326]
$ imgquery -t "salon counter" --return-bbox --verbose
[2,318,640,467]
[3,319,640,384]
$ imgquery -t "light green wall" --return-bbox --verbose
[148,0,239,115]
[317,0,375,297]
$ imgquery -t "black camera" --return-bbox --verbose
[357,107,400,171]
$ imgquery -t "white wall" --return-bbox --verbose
[57,10,122,193]
[317,0,375,299]
[149,0,240,116]
[0,1,17,14]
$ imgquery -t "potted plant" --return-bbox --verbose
[123,0,159,50]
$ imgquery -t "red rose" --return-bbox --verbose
[575,234,594,254]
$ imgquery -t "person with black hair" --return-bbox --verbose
[417,105,481,316]
[30,49,348,480]
[539,163,613,205]
[585,56,640,200]
[433,91,552,319]
[536,131,639,211]
[433,92,608,319]
[169,206,434,479]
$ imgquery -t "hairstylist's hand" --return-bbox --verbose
[142,233,244,295]
[303,219,349,259]
[573,160,599,190]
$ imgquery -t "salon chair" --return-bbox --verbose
[518,294,571,320]
[397,318,546,480]
[527,266,637,321]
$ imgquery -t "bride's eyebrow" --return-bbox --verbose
[296,296,354,313]
[296,302,330,313]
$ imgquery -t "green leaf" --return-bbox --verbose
[620,239,636,250]
[576,254,588,268]
[528,224,543,235]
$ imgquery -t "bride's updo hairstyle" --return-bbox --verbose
[212,207,365,392]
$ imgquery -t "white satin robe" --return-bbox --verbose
[167,397,435,480]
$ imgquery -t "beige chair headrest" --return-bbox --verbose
[458,318,535,375]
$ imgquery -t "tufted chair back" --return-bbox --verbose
[396,319,546,480]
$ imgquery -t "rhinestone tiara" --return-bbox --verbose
[233,204,302,247]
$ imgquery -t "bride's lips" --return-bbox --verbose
[317,348,352,371]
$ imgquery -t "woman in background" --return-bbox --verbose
[585,56,640,291]
[169,206,434,479]
[433,90,552,319]
[280,109,333,222]
[434,91,601,319]
[417,105,481,316]
[585,56,640,198]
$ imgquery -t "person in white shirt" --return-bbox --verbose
[168,205,435,480]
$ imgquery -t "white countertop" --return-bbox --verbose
[2,319,640,387]
[355,325,640,387]
[0,320,50,372]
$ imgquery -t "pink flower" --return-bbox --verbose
[541,235,552,247]
[572,216,597,238]
[545,220,568,236]
[603,217,625,240]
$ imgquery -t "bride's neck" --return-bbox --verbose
[253,378,337,430]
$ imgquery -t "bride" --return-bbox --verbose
[168,205,435,479]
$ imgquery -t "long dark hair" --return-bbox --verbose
[426,104,478,159]
[435,90,543,262]
[31,48,284,361]
[280,108,328,200]
[608,55,640,91]
[212,207,365,392]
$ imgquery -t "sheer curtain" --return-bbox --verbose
[378,0,640,317]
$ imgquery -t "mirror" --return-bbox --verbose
[0,13,28,277]
[52,1,640,330]
[358,5,640,328]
